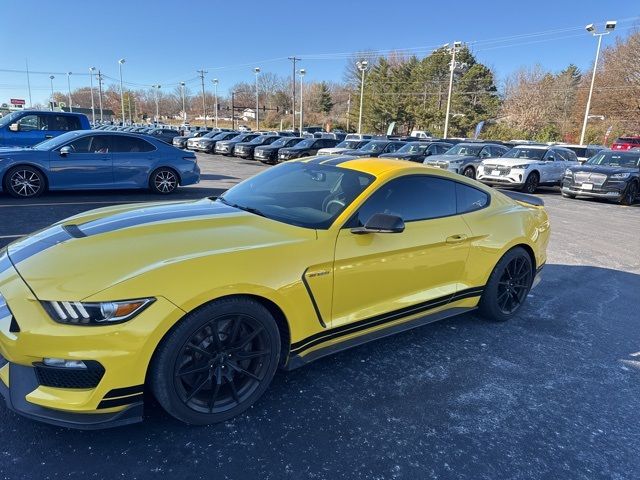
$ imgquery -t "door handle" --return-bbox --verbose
[446,234,468,244]
[44,135,53,139]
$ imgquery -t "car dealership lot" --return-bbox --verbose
[0,153,638,479]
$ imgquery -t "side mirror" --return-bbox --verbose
[8,123,19,132]
[59,146,71,156]
[351,213,405,235]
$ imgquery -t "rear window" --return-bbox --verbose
[456,183,489,214]
[615,137,640,145]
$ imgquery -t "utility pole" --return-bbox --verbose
[299,69,306,134]
[97,70,104,122]
[212,79,219,128]
[127,94,132,123]
[231,92,235,130]
[89,67,96,124]
[356,60,369,134]
[346,93,351,132]
[180,82,186,123]
[118,59,126,125]
[443,41,464,139]
[66,72,73,112]
[25,59,32,108]
[197,69,207,127]
[254,67,261,131]
[152,85,161,123]
[288,57,301,131]
[49,75,55,111]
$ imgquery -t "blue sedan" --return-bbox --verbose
[0,131,200,198]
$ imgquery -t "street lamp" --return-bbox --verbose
[254,67,261,130]
[356,60,368,134]
[152,84,161,123]
[118,59,126,125]
[89,67,96,124]
[299,69,306,134]
[212,79,219,128]
[180,81,186,123]
[580,20,616,145]
[49,75,55,111]
[66,72,73,112]
[443,41,465,139]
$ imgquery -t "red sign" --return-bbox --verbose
[10,99,25,105]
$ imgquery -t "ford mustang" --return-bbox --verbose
[0,157,549,429]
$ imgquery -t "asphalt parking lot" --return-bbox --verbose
[1,153,639,480]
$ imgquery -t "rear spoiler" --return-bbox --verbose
[498,189,544,207]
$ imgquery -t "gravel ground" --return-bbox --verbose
[0,153,638,480]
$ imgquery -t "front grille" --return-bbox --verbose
[574,172,607,185]
[34,361,105,389]
[483,164,511,175]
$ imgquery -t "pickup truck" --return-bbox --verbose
[0,110,91,147]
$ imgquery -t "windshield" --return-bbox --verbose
[217,162,375,229]
[294,139,315,148]
[336,140,364,149]
[503,147,546,160]
[270,137,293,147]
[397,142,429,154]
[0,111,23,128]
[587,151,640,168]
[357,141,385,153]
[249,136,273,145]
[444,144,483,156]
[32,131,86,150]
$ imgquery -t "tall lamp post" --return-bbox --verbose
[49,75,55,111]
[152,84,161,123]
[66,72,73,112]
[118,58,126,125]
[580,20,616,145]
[212,78,219,128]
[89,67,96,124]
[443,41,464,139]
[180,81,186,123]
[254,67,261,130]
[356,60,368,134]
[299,69,306,134]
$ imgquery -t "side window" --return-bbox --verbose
[351,176,457,227]
[564,150,577,162]
[543,150,556,161]
[384,143,400,153]
[65,136,93,153]
[456,183,489,214]
[16,115,41,131]
[553,150,567,161]
[111,136,155,153]
[52,115,81,131]
[479,146,492,158]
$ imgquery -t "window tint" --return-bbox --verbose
[110,135,155,153]
[52,115,81,131]
[352,176,456,226]
[384,143,402,153]
[16,114,43,131]
[65,136,93,153]
[456,183,489,214]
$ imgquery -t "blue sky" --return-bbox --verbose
[0,0,636,104]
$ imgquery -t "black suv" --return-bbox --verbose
[194,131,239,153]
[215,133,260,156]
[341,140,407,158]
[255,137,304,164]
[146,128,180,144]
[234,135,282,160]
[277,138,340,161]
[562,149,640,205]
[379,141,453,163]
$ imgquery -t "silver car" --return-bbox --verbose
[424,143,509,179]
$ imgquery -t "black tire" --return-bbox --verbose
[478,247,534,322]
[150,297,281,425]
[4,165,46,199]
[462,166,475,179]
[561,192,576,199]
[521,172,539,194]
[620,181,638,206]
[149,168,179,195]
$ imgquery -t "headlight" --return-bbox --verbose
[448,159,461,164]
[511,164,530,169]
[43,298,154,325]
[610,172,630,179]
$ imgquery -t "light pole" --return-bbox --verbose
[89,67,96,124]
[180,81,186,123]
[66,72,73,112]
[443,41,464,139]
[580,20,616,145]
[97,70,104,122]
[212,78,219,128]
[118,59,126,125]
[49,75,55,111]
[299,69,306,134]
[254,67,261,130]
[356,60,368,134]
[152,85,161,123]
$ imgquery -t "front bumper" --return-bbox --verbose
[477,170,526,188]
[561,184,623,199]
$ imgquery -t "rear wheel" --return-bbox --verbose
[462,166,475,179]
[150,298,281,425]
[4,166,46,199]
[149,168,179,194]
[478,247,533,322]
[521,172,539,194]
[620,181,638,205]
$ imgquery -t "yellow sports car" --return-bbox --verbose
[0,156,549,429]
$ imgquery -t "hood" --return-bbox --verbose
[568,164,638,175]
[7,199,314,300]
[481,157,539,166]
[425,154,474,163]
[0,147,35,155]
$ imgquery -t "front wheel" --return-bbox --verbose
[150,298,281,425]
[521,172,539,194]
[478,247,533,322]
[462,166,475,179]
[149,168,179,194]
[4,166,46,199]
[620,181,638,206]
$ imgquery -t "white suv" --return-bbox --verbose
[477,145,579,193]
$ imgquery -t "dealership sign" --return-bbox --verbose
[10,99,25,105]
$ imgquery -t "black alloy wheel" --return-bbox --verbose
[4,166,46,198]
[150,298,280,425]
[522,172,539,194]
[463,166,476,179]
[620,181,638,206]
[478,247,533,322]
[150,168,178,194]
